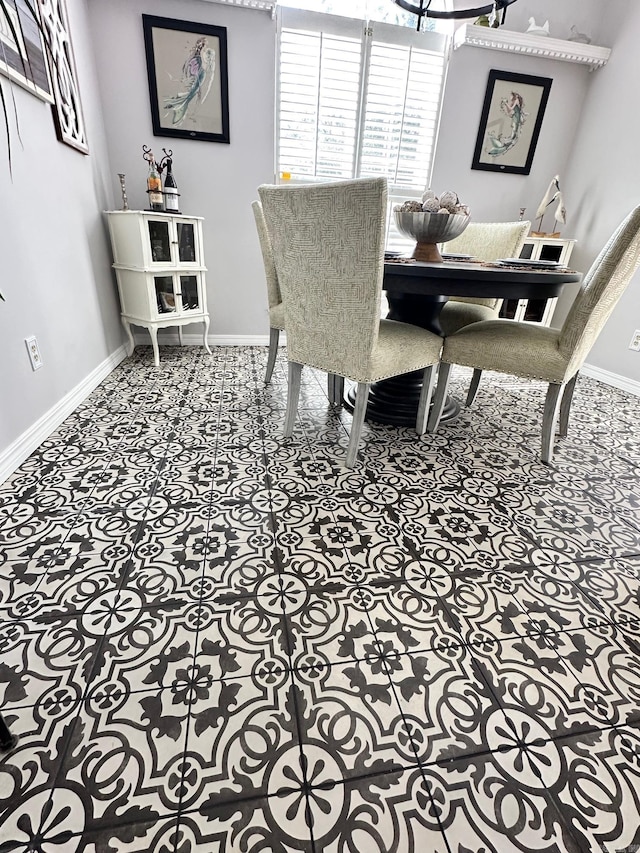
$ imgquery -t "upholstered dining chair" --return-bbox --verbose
[258,177,443,468]
[427,206,640,463]
[252,199,344,404]
[439,220,531,336]
[252,200,285,384]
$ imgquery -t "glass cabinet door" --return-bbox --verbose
[523,299,547,322]
[154,276,177,314]
[499,299,519,320]
[148,221,172,263]
[176,222,197,263]
[179,275,200,311]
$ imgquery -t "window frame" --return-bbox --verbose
[275,7,449,248]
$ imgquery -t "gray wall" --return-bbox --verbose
[431,1,609,333]
[87,0,276,339]
[493,0,606,42]
[561,0,640,381]
[431,46,590,226]
[0,0,121,453]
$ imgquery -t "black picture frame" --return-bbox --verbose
[142,14,230,144]
[471,70,552,175]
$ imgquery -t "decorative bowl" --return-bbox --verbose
[394,210,470,262]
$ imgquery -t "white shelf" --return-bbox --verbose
[453,24,611,69]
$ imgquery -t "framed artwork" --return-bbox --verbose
[471,70,552,175]
[0,0,53,103]
[142,15,230,144]
[38,0,89,154]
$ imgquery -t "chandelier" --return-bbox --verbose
[392,0,518,24]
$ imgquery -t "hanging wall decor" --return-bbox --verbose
[471,69,552,175]
[0,0,53,103]
[142,15,230,144]
[38,0,89,153]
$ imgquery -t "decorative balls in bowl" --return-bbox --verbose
[394,191,470,263]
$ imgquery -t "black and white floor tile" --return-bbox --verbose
[1,345,640,852]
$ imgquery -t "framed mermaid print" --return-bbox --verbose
[471,70,552,175]
[142,15,230,144]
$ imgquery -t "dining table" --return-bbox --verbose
[345,257,583,426]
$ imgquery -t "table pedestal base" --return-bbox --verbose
[344,290,459,426]
[345,371,459,426]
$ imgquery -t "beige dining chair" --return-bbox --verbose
[252,200,285,384]
[258,177,443,468]
[252,199,344,404]
[427,206,640,463]
[439,220,531,335]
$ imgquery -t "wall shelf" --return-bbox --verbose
[453,24,611,69]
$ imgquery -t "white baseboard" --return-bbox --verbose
[209,334,278,346]
[1,344,634,487]
[0,344,129,486]
[133,331,285,347]
[581,362,640,397]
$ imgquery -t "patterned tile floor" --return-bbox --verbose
[1,346,640,852]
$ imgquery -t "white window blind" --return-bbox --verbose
[277,9,448,248]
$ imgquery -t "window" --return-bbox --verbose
[276,7,449,248]
[276,0,453,31]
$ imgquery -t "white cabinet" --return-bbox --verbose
[500,236,577,326]
[105,211,211,366]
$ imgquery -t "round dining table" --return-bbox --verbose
[346,258,583,426]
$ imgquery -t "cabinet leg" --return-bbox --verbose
[0,712,18,752]
[149,327,160,367]
[203,316,212,355]
[121,318,135,357]
[178,327,184,347]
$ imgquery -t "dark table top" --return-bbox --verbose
[383,259,583,299]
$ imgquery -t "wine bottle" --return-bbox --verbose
[163,158,181,213]
[147,160,164,212]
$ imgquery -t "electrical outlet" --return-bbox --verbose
[629,330,640,352]
[25,336,43,371]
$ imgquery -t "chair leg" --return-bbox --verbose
[541,382,564,464]
[558,373,578,437]
[265,327,280,384]
[327,374,345,406]
[466,369,483,407]
[346,382,370,468]
[284,362,302,437]
[416,365,436,435]
[427,363,452,433]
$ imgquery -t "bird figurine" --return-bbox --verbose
[534,176,566,235]
[526,18,550,37]
[568,25,591,44]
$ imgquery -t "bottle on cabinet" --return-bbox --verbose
[146,158,164,212]
[143,145,165,212]
[163,158,181,214]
